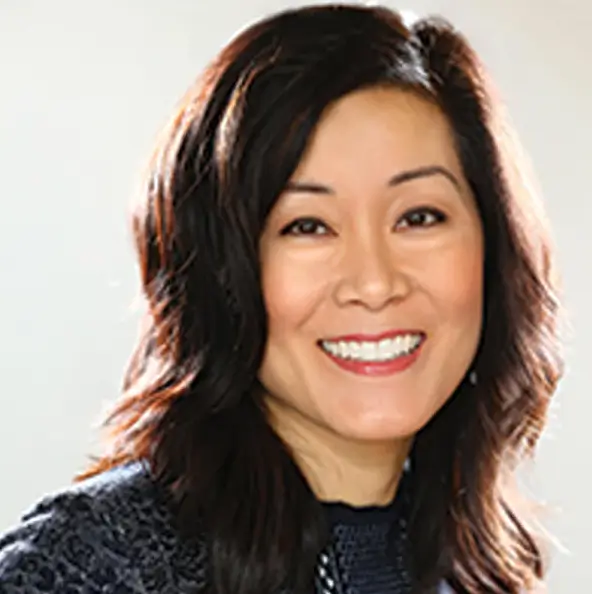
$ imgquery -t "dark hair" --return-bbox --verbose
[81,4,563,593]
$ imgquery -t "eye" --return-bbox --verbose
[395,207,447,230]
[280,217,331,236]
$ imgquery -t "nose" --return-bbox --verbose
[333,233,411,310]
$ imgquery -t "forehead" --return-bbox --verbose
[291,87,463,185]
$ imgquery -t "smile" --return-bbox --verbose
[320,333,423,362]
[318,331,425,376]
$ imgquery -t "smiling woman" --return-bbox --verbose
[259,88,484,504]
[0,3,562,594]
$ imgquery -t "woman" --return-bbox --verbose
[0,3,562,593]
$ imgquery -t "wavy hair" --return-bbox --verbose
[81,4,563,593]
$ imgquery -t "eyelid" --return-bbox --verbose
[279,216,332,236]
[277,206,447,235]
[395,206,448,229]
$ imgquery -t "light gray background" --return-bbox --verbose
[0,0,588,590]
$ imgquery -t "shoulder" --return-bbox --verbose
[0,462,206,593]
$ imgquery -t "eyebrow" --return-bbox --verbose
[284,165,461,194]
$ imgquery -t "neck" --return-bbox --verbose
[267,402,413,507]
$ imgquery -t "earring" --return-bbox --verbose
[468,370,478,386]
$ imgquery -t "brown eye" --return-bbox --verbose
[280,217,330,236]
[396,207,447,230]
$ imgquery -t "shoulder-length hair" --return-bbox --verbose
[82,4,563,593]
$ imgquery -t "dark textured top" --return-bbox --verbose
[0,462,450,593]
[322,497,413,594]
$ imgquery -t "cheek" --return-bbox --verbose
[419,240,483,322]
[445,253,482,310]
[261,251,330,333]
[259,252,328,394]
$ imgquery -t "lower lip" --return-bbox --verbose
[320,341,424,377]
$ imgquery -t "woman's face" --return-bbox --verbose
[258,87,483,445]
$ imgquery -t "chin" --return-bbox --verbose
[334,402,442,443]
[335,417,422,443]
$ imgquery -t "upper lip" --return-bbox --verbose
[320,329,426,343]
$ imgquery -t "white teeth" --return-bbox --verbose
[403,335,411,351]
[378,339,392,358]
[320,334,423,362]
[361,342,376,360]
[350,342,361,358]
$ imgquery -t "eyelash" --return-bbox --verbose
[279,207,447,236]
[280,217,330,236]
[396,207,447,229]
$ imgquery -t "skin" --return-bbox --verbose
[258,87,484,506]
